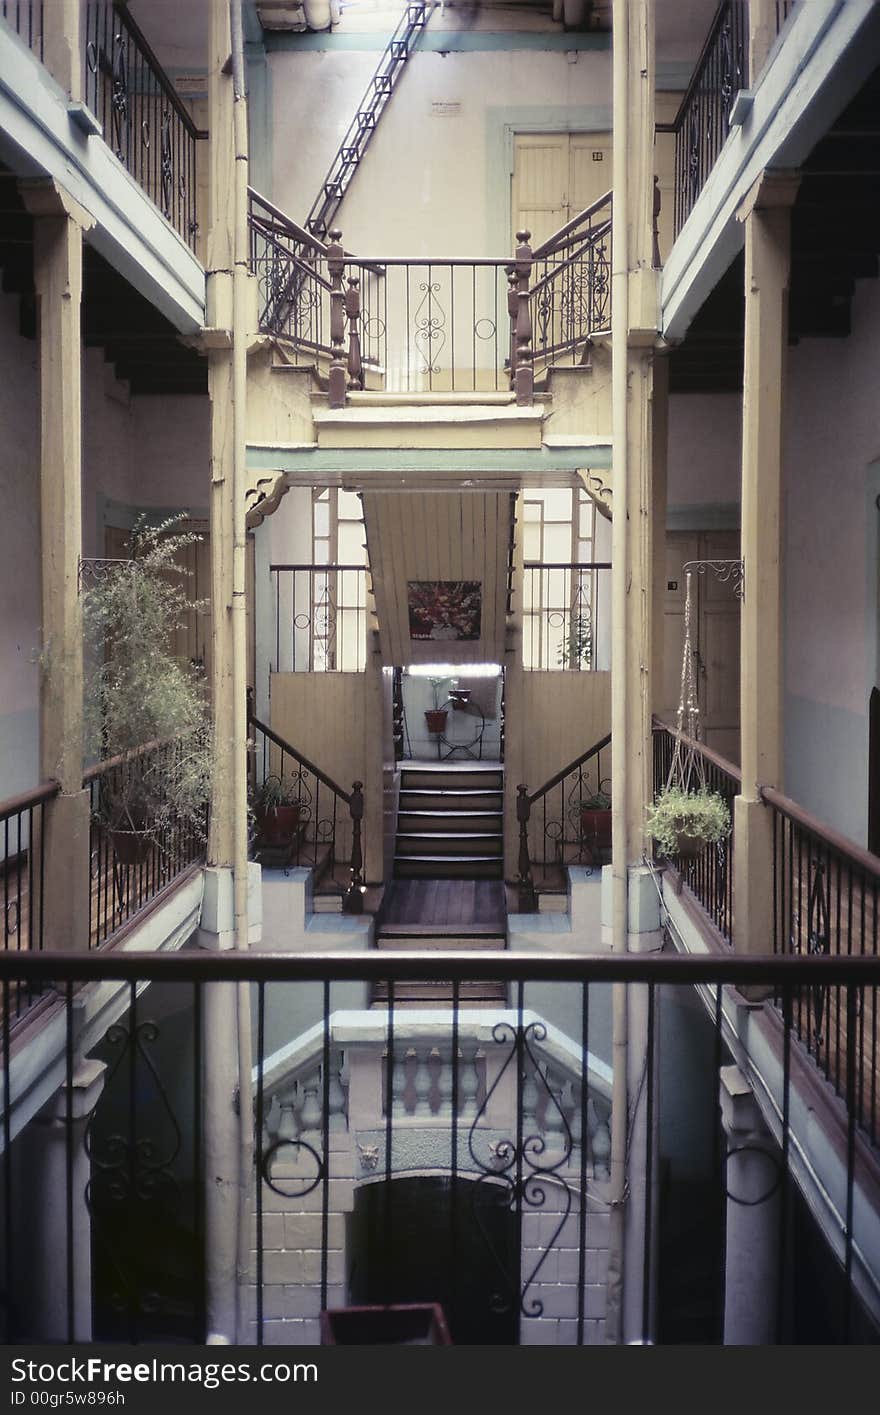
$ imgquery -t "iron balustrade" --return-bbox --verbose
[522,562,611,672]
[270,564,367,674]
[529,193,612,375]
[0,779,57,1018]
[657,0,749,239]
[83,738,206,952]
[764,784,880,1146]
[0,0,42,56]
[652,719,741,945]
[84,2,206,249]
[248,188,332,351]
[2,948,879,1344]
[516,733,612,906]
[248,710,364,910]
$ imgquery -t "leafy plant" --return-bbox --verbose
[82,515,213,842]
[646,785,730,858]
[558,612,592,670]
[427,675,456,710]
[253,773,307,811]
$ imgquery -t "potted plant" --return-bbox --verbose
[646,785,731,860]
[82,516,213,862]
[424,675,455,735]
[252,772,308,848]
[558,611,593,671]
[578,786,612,855]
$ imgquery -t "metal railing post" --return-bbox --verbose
[344,780,365,913]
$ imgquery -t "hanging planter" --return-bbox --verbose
[424,709,449,734]
[647,568,731,861]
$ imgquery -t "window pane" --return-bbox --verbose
[524,523,541,561]
[338,521,366,565]
[540,488,573,521]
[543,523,571,563]
[338,488,362,519]
[313,500,330,537]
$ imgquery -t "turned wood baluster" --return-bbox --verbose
[345,275,364,389]
[327,228,347,408]
[506,263,518,385]
[344,779,365,912]
[514,229,534,406]
[517,783,537,912]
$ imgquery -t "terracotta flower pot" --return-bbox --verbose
[424,709,448,735]
[110,828,152,865]
[260,803,301,846]
[675,828,707,859]
[580,808,612,850]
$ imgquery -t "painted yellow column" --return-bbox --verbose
[748,0,776,81]
[734,171,798,956]
[21,179,94,953]
[42,0,81,100]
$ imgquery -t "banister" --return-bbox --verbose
[655,0,745,136]
[759,784,880,881]
[0,779,60,823]
[248,710,352,806]
[107,2,208,140]
[528,731,612,806]
[651,716,742,784]
[528,220,613,300]
[531,193,613,260]
[248,187,329,257]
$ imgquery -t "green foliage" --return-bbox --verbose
[82,516,213,840]
[558,613,592,670]
[579,786,611,811]
[646,785,731,858]
[253,774,306,810]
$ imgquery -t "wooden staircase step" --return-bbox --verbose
[399,789,504,812]
[371,980,506,1007]
[398,809,503,830]
[395,832,503,857]
[376,931,505,951]
[394,855,504,880]
[401,769,503,792]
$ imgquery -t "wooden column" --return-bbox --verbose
[748,0,776,81]
[734,170,798,956]
[42,0,81,100]
[21,179,94,954]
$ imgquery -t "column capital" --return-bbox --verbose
[719,1063,765,1140]
[40,1059,106,1125]
[19,178,95,231]
[736,168,801,223]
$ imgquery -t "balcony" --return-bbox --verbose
[1,948,879,1344]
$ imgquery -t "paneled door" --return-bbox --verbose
[660,530,741,764]
[512,131,612,249]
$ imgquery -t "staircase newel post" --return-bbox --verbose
[506,264,518,387]
[344,780,365,913]
[345,275,364,390]
[514,230,534,406]
[327,228,347,408]
[516,783,537,912]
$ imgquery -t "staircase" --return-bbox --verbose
[303,2,432,242]
[394,762,504,881]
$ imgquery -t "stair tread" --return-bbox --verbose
[398,810,502,819]
[396,831,503,841]
[399,788,504,798]
[395,854,503,864]
[377,922,505,936]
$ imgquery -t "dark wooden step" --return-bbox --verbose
[395,832,503,857]
[376,933,505,951]
[394,855,504,880]
[401,768,503,792]
[399,788,504,812]
[371,980,506,1006]
[397,809,503,832]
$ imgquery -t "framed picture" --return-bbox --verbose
[407,580,482,642]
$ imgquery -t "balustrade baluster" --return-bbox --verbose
[514,230,534,405]
[327,229,347,408]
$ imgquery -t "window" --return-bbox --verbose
[521,487,610,670]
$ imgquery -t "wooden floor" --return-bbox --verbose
[379,879,506,930]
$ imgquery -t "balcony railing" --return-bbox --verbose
[270,564,368,674]
[523,562,611,672]
[0,779,58,1019]
[84,737,206,951]
[83,2,206,249]
[764,785,880,1146]
[247,188,612,404]
[652,719,740,944]
[2,949,878,1344]
[516,732,612,904]
[0,0,42,57]
[658,0,750,239]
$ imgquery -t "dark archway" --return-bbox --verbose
[348,1175,518,1345]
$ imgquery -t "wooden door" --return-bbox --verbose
[661,530,741,763]
[512,131,612,249]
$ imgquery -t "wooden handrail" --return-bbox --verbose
[0,779,60,822]
[111,2,208,139]
[760,785,880,882]
[523,561,611,571]
[248,711,352,806]
[248,187,329,257]
[529,220,612,300]
[651,716,742,784]
[654,0,743,135]
[82,736,178,784]
[531,193,613,260]
[528,731,612,806]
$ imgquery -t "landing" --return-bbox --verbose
[379,879,506,932]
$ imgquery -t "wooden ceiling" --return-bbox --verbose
[362,491,515,666]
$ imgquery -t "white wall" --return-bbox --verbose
[269,42,612,256]
[667,392,741,511]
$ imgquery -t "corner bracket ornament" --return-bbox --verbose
[681,558,745,600]
[245,470,289,529]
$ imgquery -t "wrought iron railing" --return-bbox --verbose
[2,948,879,1344]
[522,562,611,672]
[763,785,880,1147]
[0,779,57,1018]
[83,737,206,951]
[84,2,206,249]
[248,192,612,404]
[0,0,42,56]
[270,564,367,674]
[516,733,612,905]
[652,719,740,944]
[529,193,612,375]
[657,0,749,238]
[248,710,364,909]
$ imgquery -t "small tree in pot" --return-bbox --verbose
[424,675,456,735]
[252,772,309,848]
[82,516,213,862]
